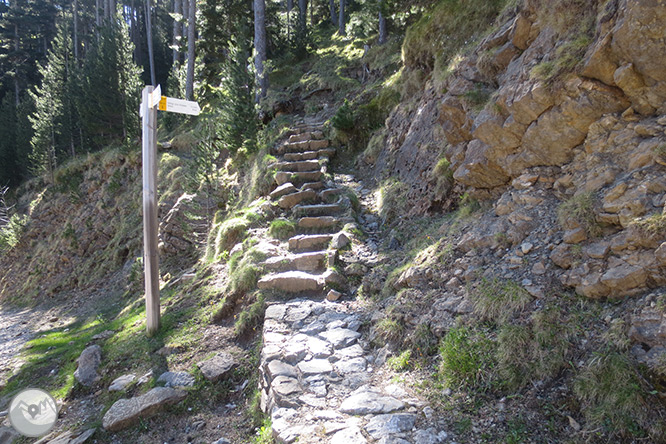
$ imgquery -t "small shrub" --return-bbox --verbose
[387,350,412,372]
[407,323,439,361]
[557,191,600,236]
[439,326,495,390]
[268,218,296,240]
[0,213,27,251]
[469,278,532,323]
[432,156,454,197]
[631,213,666,238]
[463,84,493,111]
[331,99,355,131]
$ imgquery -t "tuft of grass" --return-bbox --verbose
[462,84,493,111]
[207,208,262,261]
[235,292,266,337]
[268,218,296,240]
[631,213,666,238]
[468,278,532,324]
[387,350,412,372]
[557,191,600,236]
[378,178,409,225]
[438,325,495,390]
[431,156,454,197]
[254,417,275,444]
[574,351,654,439]
[227,247,266,296]
[374,316,404,344]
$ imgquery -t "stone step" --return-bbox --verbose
[293,203,343,217]
[257,271,323,292]
[283,148,336,162]
[278,190,317,209]
[288,234,333,251]
[298,216,338,229]
[284,139,330,153]
[277,160,321,172]
[263,251,327,272]
[270,182,297,200]
[320,188,344,201]
[288,131,324,143]
[275,171,323,186]
[301,181,324,191]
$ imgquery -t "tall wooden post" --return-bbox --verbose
[142,86,160,336]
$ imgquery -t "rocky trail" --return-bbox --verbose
[255,120,448,443]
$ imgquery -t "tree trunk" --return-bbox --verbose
[338,0,345,36]
[286,0,293,42]
[254,0,267,100]
[298,0,306,34]
[14,24,19,107]
[104,0,109,20]
[145,0,156,85]
[172,0,181,68]
[181,0,188,46]
[378,10,387,44]
[328,0,337,26]
[73,0,79,59]
[95,0,100,28]
[185,0,195,100]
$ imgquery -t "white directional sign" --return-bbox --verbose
[150,84,162,108]
[158,96,201,116]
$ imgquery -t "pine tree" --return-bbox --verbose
[218,31,256,154]
[29,21,75,179]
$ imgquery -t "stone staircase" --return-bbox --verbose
[257,120,352,300]
[256,119,447,444]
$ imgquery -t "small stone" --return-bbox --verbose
[211,438,231,444]
[74,345,102,386]
[268,360,298,378]
[265,304,287,321]
[297,359,333,375]
[334,357,367,374]
[197,353,237,382]
[157,371,195,388]
[319,328,361,349]
[413,428,446,444]
[330,426,368,444]
[327,289,342,302]
[331,232,351,249]
[563,227,587,244]
[531,261,546,275]
[339,389,404,415]
[272,376,302,396]
[108,374,136,392]
[365,413,417,439]
[92,330,115,340]
[520,242,533,254]
[69,428,96,444]
[102,387,187,432]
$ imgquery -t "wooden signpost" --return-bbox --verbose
[141,85,200,336]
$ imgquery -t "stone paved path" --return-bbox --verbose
[257,119,449,443]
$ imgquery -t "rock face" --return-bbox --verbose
[102,387,187,432]
[108,374,136,392]
[74,345,102,386]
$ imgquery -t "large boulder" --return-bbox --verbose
[74,345,102,387]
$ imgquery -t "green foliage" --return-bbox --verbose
[227,247,266,296]
[574,351,654,439]
[268,218,296,240]
[208,209,262,261]
[0,213,27,251]
[469,278,532,323]
[438,325,495,390]
[331,99,355,131]
[235,292,266,337]
[387,350,412,372]
[631,213,666,238]
[374,316,404,344]
[217,32,258,155]
[431,155,453,197]
[462,84,493,111]
[402,0,510,72]
[254,417,275,444]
